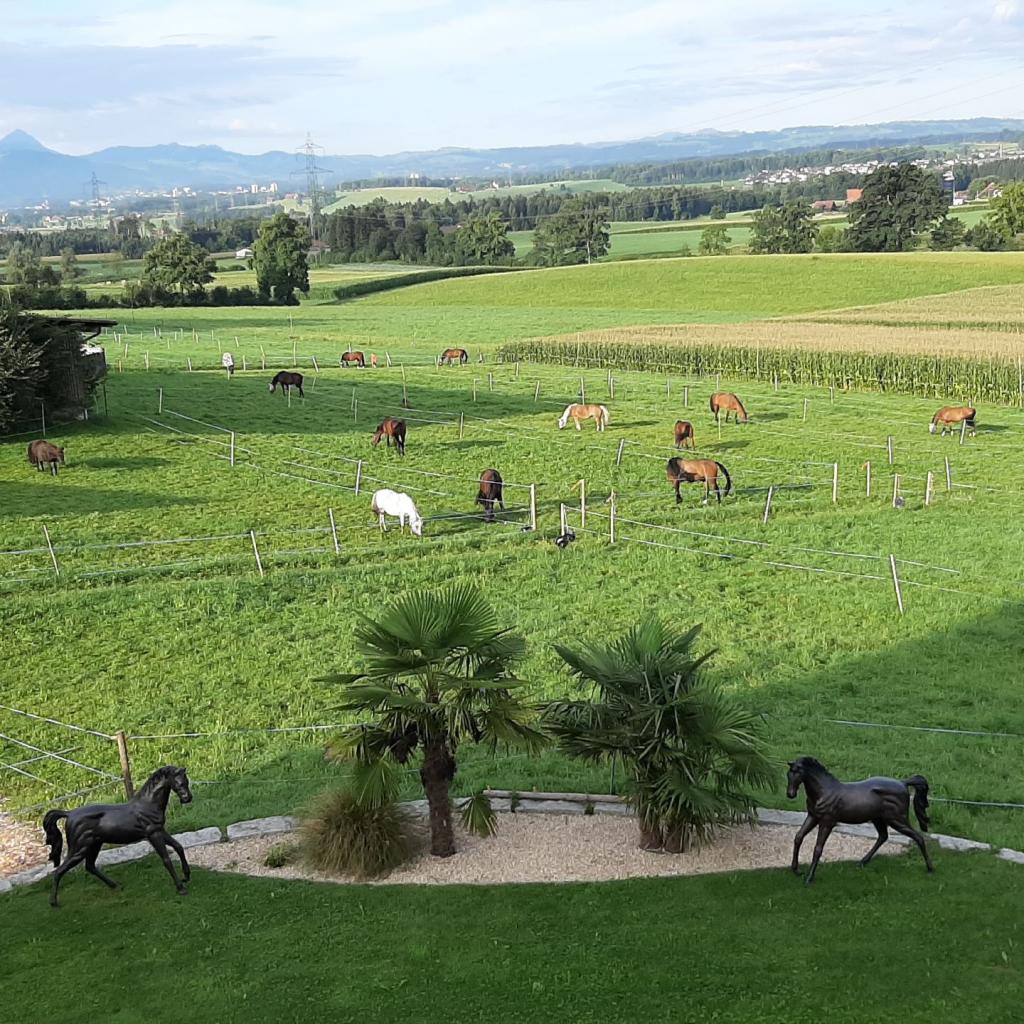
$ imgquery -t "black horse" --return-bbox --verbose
[786,756,933,884]
[43,766,194,907]
[268,371,304,397]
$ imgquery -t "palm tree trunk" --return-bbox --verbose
[663,824,690,854]
[420,742,456,857]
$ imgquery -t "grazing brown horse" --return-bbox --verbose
[269,371,304,397]
[558,403,609,432]
[340,351,366,368]
[475,469,505,522]
[372,417,406,456]
[673,420,695,450]
[710,392,748,424]
[930,406,976,436]
[28,440,65,476]
[440,348,469,366]
[666,457,731,505]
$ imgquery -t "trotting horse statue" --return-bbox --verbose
[43,766,194,907]
[786,756,933,884]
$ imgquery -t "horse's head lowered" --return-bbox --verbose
[558,406,572,429]
[371,427,384,447]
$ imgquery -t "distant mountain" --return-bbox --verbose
[1,118,1023,208]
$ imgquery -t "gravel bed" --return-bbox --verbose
[0,803,49,877]
[188,812,903,886]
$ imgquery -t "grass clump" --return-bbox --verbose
[263,841,299,868]
[300,787,411,880]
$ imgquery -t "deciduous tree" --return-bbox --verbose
[531,200,610,266]
[253,213,311,303]
[988,182,1024,240]
[846,163,947,252]
[142,234,215,296]
[697,224,730,255]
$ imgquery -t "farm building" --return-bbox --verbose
[235,247,254,259]
[846,188,863,203]
[811,200,837,212]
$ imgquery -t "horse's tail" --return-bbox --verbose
[600,405,609,426]
[715,462,732,497]
[42,810,68,866]
[903,775,930,832]
[709,395,717,414]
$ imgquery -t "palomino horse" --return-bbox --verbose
[268,371,304,397]
[930,406,976,436]
[673,420,695,449]
[28,440,65,476]
[440,348,469,365]
[370,489,423,537]
[372,418,406,456]
[558,404,609,432]
[666,457,731,505]
[340,351,366,368]
[475,469,505,523]
[43,766,194,907]
[710,392,748,424]
[786,757,933,885]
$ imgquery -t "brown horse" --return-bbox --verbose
[269,371,304,397]
[340,351,366,368]
[666,457,732,505]
[673,420,695,450]
[930,406,976,436]
[440,348,469,366]
[475,469,505,523]
[558,403,609,432]
[372,418,406,456]
[710,392,748,424]
[28,440,65,476]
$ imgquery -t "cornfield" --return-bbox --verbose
[499,337,1024,405]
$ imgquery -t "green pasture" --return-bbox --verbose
[3,340,1024,846]
[2,852,1020,1024]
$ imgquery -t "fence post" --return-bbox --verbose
[144,352,150,370]
[287,389,292,409]
[865,461,871,497]
[42,524,60,578]
[312,355,319,373]
[889,554,905,615]
[187,357,193,373]
[261,350,266,371]
[472,379,478,402]
[579,479,586,529]
[959,419,967,446]
[609,492,617,545]
[715,372,721,391]
[802,398,809,422]
[832,462,839,504]
[892,474,901,508]
[615,438,625,466]
[666,377,671,399]
[386,352,392,367]
[580,377,585,404]
[529,484,537,531]
[328,508,340,554]
[515,362,520,379]
[683,385,689,408]
[488,372,494,392]
[355,460,363,495]
[925,471,934,506]
[116,731,135,799]
[242,355,247,372]
[230,432,236,467]
[887,435,894,465]
[944,456,951,491]
[762,486,774,524]
[353,398,358,422]
[560,503,567,536]
[829,385,835,404]
[534,381,540,402]
[459,412,465,439]
[250,530,265,578]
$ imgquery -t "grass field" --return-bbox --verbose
[2,851,1020,1024]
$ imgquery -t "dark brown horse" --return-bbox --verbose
[28,440,65,476]
[666,457,731,505]
[673,420,695,450]
[372,417,406,456]
[475,469,505,522]
[710,392,748,424]
[440,348,469,365]
[269,371,304,397]
[340,351,366,368]
[930,406,976,436]
[787,757,933,885]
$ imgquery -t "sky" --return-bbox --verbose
[0,0,1023,156]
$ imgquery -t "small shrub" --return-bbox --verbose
[459,791,497,837]
[264,841,298,868]
[300,787,410,879]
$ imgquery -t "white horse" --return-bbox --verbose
[370,489,423,537]
[558,403,609,432]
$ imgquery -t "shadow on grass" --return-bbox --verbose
[0,482,200,519]
[78,456,173,470]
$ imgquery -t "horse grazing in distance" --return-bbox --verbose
[43,766,194,907]
[786,756,933,885]
[28,440,65,476]
[673,420,695,450]
[476,468,505,523]
[710,392,748,424]
[371,489,423,537]
[930,406,976,436]
[666,457,731,505]
[558,403,609,432]
[371,418,406,456]
[340,351,366,368]
[268,371,304,397]
[440,348,469,366]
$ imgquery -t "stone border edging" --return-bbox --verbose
[3,794,1021,894]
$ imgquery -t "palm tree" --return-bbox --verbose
[543,617,774,853]
[321,584,545,857]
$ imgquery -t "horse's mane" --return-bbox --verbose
[793,756,833,776]
[136,765,183,798]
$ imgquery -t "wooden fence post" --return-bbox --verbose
[944,456,951,491]
[353,398,358,422]
[832,462,839,504]
[472,379,478,402]
[865,461,871,497]
[889,554,904,615]
[959,419,967,445]
[580,377,585,404]
[534,381,540,402]
[116,731,135,799]
[829,385,835,404]
[250,530,265,578]
[802,398,809,422]
[615,438,625,466]
[144,352,150,370]
[242,355,247,372]
[328,508,340,554]
[529,484,537,531]
[459,412,465,439]
[892,474,901,508]
[229,432,236,467]
[312,355,319,372]
[560,503,567,536]
[158,388,163,414]
[887,435,894,465]
[488,372,494,392]
[187,357,193,373]
[925,471,934,506]
[42,524,60,578]
[355,460,363,495]
[609,492,617,545]
[762,485,774,524]
[683,385,689,408]
[666,378,671,399]
[386,352,392,367]
[578,479,586,529]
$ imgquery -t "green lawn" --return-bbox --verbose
[1,852,1020,1024]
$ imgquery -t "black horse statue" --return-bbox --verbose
[43,766,193,907]
[786,756,933,884]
